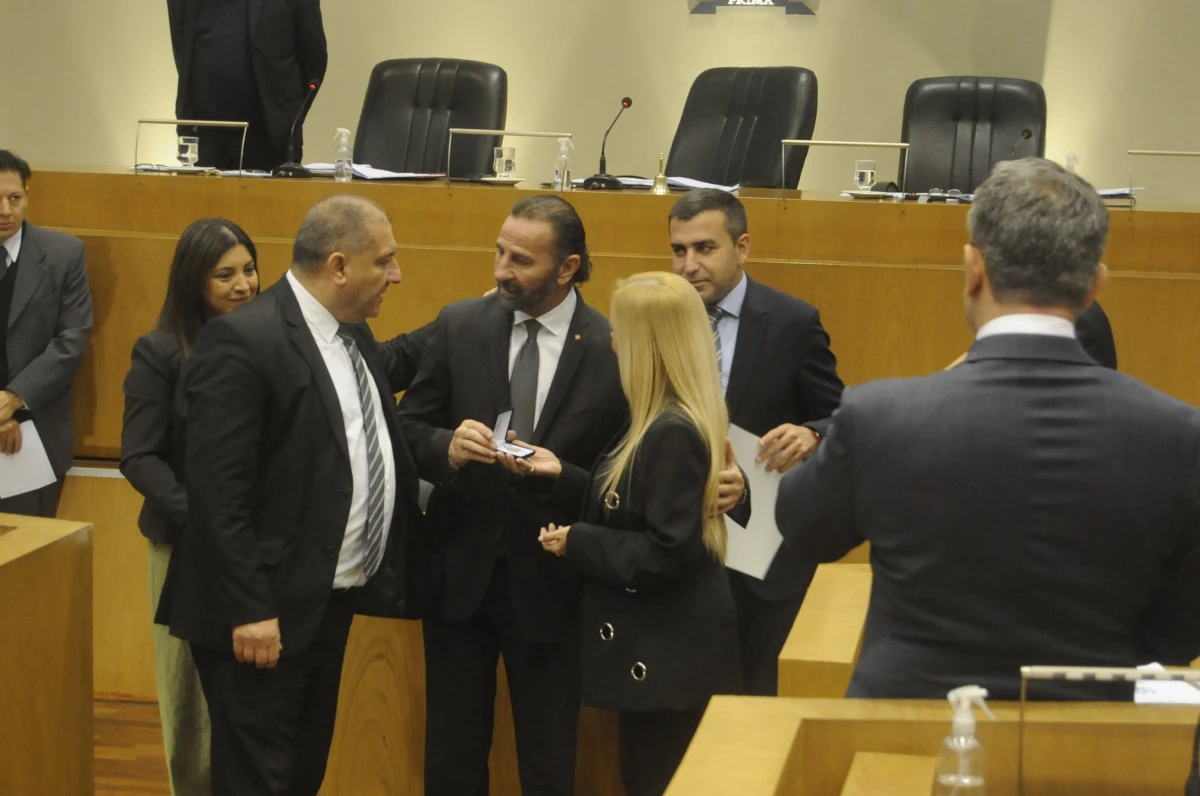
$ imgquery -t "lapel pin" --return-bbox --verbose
[574,334,582,341]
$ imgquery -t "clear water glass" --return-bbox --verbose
[493,147,516,178]
[854,159,876,191]
[178,136,199,167]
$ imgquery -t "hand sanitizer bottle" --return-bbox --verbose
[932,685,994,794]
[334,128,353,183]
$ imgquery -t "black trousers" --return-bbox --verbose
[617,703,708,796]
[187,123,289,171]
[423,560,581,796]
[191,590,355,796]
[729,572,808,696]
[0,477,64,519]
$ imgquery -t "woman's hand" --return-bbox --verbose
[539,523,570,557]
[496,432,564,479]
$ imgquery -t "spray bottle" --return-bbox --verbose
[334,128,353,183]
[932,685,994,795]
[552,137,574,191]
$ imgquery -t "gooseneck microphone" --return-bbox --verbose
[273,79,323,179]
[1008,128,1033,160]
[583,97,633,191]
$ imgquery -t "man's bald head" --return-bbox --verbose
[292,195,390,273]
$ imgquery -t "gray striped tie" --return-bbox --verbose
[337,326,387,579]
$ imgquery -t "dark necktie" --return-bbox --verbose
[0,248,9,281]
[510,319,541,442]
[707,305,724,373]
[336,326,387,579]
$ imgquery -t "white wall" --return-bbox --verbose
[7,0,1190,200]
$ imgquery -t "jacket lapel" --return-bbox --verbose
[531,291,589,446]
[724,277,767,420]
[8,224,48,330]
[488,298,515,422]
[275,278,351,466]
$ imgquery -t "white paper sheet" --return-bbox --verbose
[302,163,445,180]
[0,421,57,499]
[570,176,741,193]
[1134,663,1200,705]
[723,423,784,580]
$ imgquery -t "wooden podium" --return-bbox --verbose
[0,514,93,795]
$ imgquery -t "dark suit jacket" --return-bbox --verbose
[1076,301,1117,369]
[121,331,189,544]
[776,334,1200,700]
[157,277,432,654]
[727,276,843,601]
[559,413,740,711]
[379,320,436,395]
[6,223,93,476]
[167,0,328,152]
[397,291,627,643]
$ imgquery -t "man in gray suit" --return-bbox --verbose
[777,158,1200,700]
[0,151,94,517]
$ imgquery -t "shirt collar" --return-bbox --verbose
[713,272,748,319]
[2,223,23,265]
[287,270,342,344]
[514,286,577,337]
[976,313,1076,341]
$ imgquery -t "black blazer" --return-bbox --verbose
[1076,301,1117,369]
[378,320,436,394]
[777,334,1200,700]
[560,413,740,712]
[121,331,189,544]
[156,278,433,654]
[727,276,844,601]
[397,291,627,643]
[167,0,328,152]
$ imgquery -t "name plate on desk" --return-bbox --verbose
[689,0,817,13]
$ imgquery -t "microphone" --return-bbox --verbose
[583,97,632,191]
[1008,128,1033,160]
[272,79,322,179]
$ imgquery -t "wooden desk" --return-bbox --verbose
[27,169,1200,460]
[669,697,1200,795]
[0,513,93,795]
[838,752,937,796]
[779,564,873,698]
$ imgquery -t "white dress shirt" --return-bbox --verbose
[2,223,23,268]
[976,313,1076,341]
[287,270,395,589]
[509,287,577,430]
[710,272,748,395]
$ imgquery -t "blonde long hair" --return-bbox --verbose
[601,271,729,560]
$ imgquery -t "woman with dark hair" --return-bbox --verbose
[120,217,259,796]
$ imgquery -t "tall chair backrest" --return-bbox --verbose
[666,67,818,189]
[899,76,1046,194]
[353,58,508,178]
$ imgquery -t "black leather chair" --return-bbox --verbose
[899,76,1046,194]
[353,58,507,178]
[666,67,818,189]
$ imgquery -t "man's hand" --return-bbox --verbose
[232,618,282,669]
[758,423,820,474]
[0,420,22,456]
[448,419,498,469]
[716,437,745,516]
[0,391,24,425]
[496,431,563,479]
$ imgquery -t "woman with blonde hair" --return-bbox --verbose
[500,270,743,796]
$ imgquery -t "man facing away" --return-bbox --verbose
[777,158,1200,700]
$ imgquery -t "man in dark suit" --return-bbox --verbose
[668,189,844,696]
[158,195,430,795]
[777,158,1200,700]
[0,151,93,517]
[167,0,327,170]
[398,196,628,796]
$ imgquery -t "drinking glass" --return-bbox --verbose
[178,136,199,167]
[493,147,516,178]
[854,159,876,191]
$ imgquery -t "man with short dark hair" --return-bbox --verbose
[667,188,844,696]
[399,195,628,796]
[158,195,431,794]
[778,158,1200,700]
[0,150,93,517]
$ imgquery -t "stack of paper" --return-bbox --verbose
[723,424,784,580]
[1133,663,1200,705]
[0,421,57,499]
[302,163,445,180]
[571,176,740,193]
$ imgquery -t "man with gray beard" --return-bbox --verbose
[398,196,628,796]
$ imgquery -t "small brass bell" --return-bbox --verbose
[651,153,670,196]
